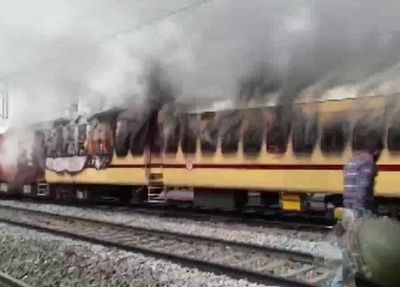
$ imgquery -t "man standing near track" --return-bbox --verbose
[343,137,383,216]
[331,136,383,287]
[331,135,383,287]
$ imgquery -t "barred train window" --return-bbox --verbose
[292,115,318,154]
[321,121,349,153]
[181,114,198,154]
[266,123,290,154]
[352,116,384,151]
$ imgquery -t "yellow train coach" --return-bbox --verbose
[40,95,400,215]
[160,94,400,214]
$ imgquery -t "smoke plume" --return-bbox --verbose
[2,0,400,127]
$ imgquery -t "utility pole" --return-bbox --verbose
[0,76,9,120]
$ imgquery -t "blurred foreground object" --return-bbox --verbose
[358,217,400,286]
[335,208,400,286]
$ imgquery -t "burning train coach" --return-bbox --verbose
[1,94,400,217]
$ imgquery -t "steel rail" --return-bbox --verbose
[0,205,338,287]
[0,272,31,287]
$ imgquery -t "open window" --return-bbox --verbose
[243,129,263,155]
[45,129,56,158]
[96,123,113,156]
[65,125,76,156]
[220,111,242,154]
[200,112,218,154]
[388,112,400,152]
[115,120,130,157]
[243,109,264,156]
[130,120,149,156]
[267,123,290,154]
[163,119,180,154]
[292,112,318,154]
[77,124,87,155]
[321,121,349,154]
[55,126,65,157]
[181,114,198,155]
[352,115,384,151]
[266,108,290,154]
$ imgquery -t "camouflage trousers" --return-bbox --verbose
[330,209,372,287]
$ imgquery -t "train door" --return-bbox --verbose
[146,111,165,202]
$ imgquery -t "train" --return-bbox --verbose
[1,93,400,217]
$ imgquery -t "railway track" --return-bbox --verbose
[0,272,31,287]
[0,205,339,287]
[0,198,335,233]
[120,206,336,232]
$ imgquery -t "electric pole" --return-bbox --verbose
[0,76,8,120]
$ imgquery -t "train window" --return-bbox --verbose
[243,110,264,156]
[130,122,149,156]
[78,124,86,143]
[221,129,240,154]
[292,114,318,154]
[95,123,113,156]
[387,126,400,151]
[200,129,218,154]
[220,112,242,154]
[77,124,87,155]
[55,126,64,157]
[243,128,263,155]
[352,116,384,151]
[164,121,180,154]
[48,130,58,158]
[266,123,290,154]
[67,125,75,142]
[388,115,400,152]
[65,126,76,156]
[115,120,130,157]
[321,122,349,153]
[146,113,161,154]
[200,112,218,154]
[181,115,198,154]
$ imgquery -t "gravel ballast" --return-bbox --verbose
[0,200,341,261]
[0,223,274,287]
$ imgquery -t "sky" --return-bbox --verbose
[1,0,400,128]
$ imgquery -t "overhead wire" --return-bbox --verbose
[0,0,215,78]
[96,0,214,44]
